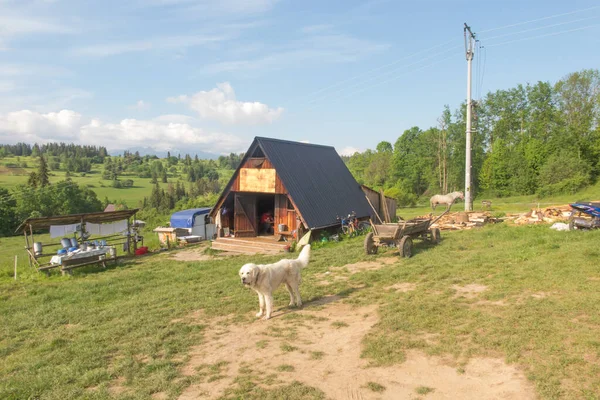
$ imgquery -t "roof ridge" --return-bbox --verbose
[255,136,334,150]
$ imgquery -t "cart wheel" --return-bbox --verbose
[397,235,413,258]
[431,228,441,244]
[364,232,378,255]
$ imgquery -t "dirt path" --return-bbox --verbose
[177,296,536,399]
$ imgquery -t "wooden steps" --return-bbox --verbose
[211,237,288,255]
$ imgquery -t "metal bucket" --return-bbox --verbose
[60,238,71,248]
[278,224,287,232]
[33,242,43,255]
[70,238,78,248]
[108,247,116,258]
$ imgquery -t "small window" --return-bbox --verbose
[287,198,294,210]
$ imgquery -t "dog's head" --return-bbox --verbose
[239,263,259,287]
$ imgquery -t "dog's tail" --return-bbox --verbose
[296,244,311,269]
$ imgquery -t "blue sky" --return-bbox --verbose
[0,0,598,157]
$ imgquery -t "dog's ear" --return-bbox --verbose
[250,264,260,284]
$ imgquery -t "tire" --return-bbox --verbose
[431,228,441,244]
[364,232,378,254]
[397,235,413,258]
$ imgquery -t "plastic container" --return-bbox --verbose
[68,246,78,252]
[60,238,71,248]
[33,242,43,255]
[278,224,287,232]
[135,246,148,256]
[57,249,67,255]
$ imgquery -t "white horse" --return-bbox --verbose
[430,191,464,210]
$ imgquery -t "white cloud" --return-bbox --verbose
[129,100,150,111]
[338,146,361,156]
[141,0,280,17]
[0,15,74,35]
[201,33,389,75]
[168,82,283,125]
[0,109,246,154]
[73,35,227,57]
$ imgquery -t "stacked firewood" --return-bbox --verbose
[511,205,572,225]
[420,211,503,231]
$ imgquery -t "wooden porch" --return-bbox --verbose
[211,236,290,255]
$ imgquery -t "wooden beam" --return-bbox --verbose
[365,195,383,224]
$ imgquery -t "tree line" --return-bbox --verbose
[345,69,600,205]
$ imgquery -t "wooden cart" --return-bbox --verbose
[364,209,449,258]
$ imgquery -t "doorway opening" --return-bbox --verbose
[256,194,275,236]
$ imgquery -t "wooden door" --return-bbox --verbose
[234,194,257,237]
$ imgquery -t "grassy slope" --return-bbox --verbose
[1,226,600,399]
[0,156,234,207]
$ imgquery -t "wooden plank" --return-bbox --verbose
[239,168,276,193]
[365,195,383,224]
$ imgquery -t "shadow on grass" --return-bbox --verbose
[269,286,366,319]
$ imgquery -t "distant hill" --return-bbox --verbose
[121,146,220,160]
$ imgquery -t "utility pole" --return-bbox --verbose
[463,23,475,212]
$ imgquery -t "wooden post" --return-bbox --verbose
[14,255,17,280]
[127,218,132,255]
[380,189,391,223]
[132,212,138,252]
[24,229,32,268]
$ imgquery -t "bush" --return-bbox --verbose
[112,179,122,188]
[536,151,591,197]
[384,186,418,207]
[122,179,134,188]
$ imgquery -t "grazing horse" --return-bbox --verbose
[430,191,464,210]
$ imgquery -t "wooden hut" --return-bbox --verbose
[210,137,371,247]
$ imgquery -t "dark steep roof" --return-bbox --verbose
[256,137,371,230]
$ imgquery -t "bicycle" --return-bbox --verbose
[337,211,370,237]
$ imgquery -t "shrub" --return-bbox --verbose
[537,151,591,197]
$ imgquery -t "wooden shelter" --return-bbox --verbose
[16,209,139,274]
[361,185,398,223]
[210,137,372,240]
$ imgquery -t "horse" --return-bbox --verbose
[430,191,464,210]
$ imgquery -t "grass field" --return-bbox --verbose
[0,155,234,207]
[1,224,600,399]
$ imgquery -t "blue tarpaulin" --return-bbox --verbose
[170,208,211,228]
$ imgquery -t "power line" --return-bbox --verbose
[303,45,462,108]
[309,51,458,107]
[300,39,459,102]
[479,5,600,33]
[480,15,600,41]
[486,23,600,47]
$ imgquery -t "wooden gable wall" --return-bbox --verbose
[231,158,286,194]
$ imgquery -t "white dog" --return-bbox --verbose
[239,245,311,320]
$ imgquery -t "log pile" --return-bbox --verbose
[510,205,572,225]
[414,204,575,230]
[417,211,503,231]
